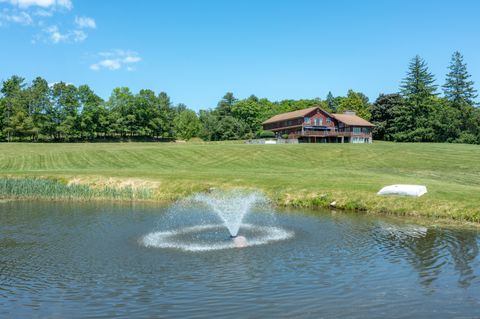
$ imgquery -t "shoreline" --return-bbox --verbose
[1,179,479,229]
[1,142,479,226]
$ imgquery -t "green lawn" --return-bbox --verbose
[0,141,479,222]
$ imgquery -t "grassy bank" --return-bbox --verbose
[0,142,479,223]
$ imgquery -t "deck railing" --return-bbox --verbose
[290,130,371,138]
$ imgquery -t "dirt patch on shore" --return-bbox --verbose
[68,177,161,191]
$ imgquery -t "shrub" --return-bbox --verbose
[454,132,478,145]
[281,134,289,139]
[244,132,255,140]
[259,130,275,138]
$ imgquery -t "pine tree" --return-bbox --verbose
[400,55,438,107]
[395,55,438,142]
[443,51,478,108]
[326,91,337,112]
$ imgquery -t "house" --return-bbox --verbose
[262,106,374,143]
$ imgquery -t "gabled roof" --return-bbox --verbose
[331,113,375,127]
[262,106,375,127]
[262,107,322,124]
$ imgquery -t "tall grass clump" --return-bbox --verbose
[0,178,153,201]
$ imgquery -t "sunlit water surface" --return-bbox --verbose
[1,201,479,318]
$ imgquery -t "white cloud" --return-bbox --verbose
[33,9,52,16]
[90,50,142,71]
[44,24,64,42]
[1,0,72,10]
[91,59,121,71]
[74,15,95,29]
[123,55,141,63]
[0,10,32,25]
[1,0,95,45]
[42,24,86,43]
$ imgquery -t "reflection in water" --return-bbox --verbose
[375,221,479,289]
[446,231,479,288]
[0,201,479,318]
[403,229,447,288]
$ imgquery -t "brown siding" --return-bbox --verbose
[303,109,336,128]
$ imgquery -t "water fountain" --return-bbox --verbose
[141,189,293,252]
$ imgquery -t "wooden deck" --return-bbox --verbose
[290,131,372,139]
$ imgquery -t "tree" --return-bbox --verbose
[106,87,135,137]
[51,82,79,140]
[198,109,217,141]
[174,109,201,140]
[443,51,478,134]
[27,77,51,140]
[78,84,104,139]
[326,91,338,112]
[135,89,157,136]
[216,92,237,117]
[370,93,404,141]
[231,95,272,133]
[394,55,438,142]
[337,89,372,120]
[1,75,27,141]
[443,51,477,108]
[156,91,174,138]
[214,116,247,140]
[401,55,438,105]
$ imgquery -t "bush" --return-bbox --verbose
[259,130,275,138]
[454,132,478,144]
[244,132,255,140]
[281,134,289,139]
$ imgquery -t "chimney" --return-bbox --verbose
[344,110,356,116]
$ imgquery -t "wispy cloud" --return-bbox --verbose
[0,10,32,25]
[74,15,95,29]
[40,24,86,43]
[90,50,142,71]
[1,0,95,44]
[0,0,72,10]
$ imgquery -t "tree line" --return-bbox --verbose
[0,51,478,143]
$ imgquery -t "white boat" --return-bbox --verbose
[377,184,427,197]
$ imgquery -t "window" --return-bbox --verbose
[314,118,323,126]
[326,117,331,123]
[353,127,362,134]
[304,117,310,124]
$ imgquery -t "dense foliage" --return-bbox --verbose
[0,51,478,143]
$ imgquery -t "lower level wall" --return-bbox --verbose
[299,136,372,144]
[245,138,299,144]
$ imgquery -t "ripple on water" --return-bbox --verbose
[140,224,294,252]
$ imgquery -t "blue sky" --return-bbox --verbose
[1,0,479,110]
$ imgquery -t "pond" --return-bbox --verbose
[1,200,479,318]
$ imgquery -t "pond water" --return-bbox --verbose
[1,201,479,318]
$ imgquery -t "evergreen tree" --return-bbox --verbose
[400,55,438,107]
[395,55,438,141]
[443,51,477,108]
[326,91,337,112]
[216,92,237,116]
[370,93,404,141]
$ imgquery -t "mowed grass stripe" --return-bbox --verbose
[0,142,479,222]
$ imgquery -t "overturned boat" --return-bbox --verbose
[377,184,427,197]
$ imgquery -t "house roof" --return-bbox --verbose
[262,107,320,124]
[262,106,375,127]
[331,113,375,127]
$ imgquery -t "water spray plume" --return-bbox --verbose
[140,190,293,252]
[192,189,266,237]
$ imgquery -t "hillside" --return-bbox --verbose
[0,142,479,222]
